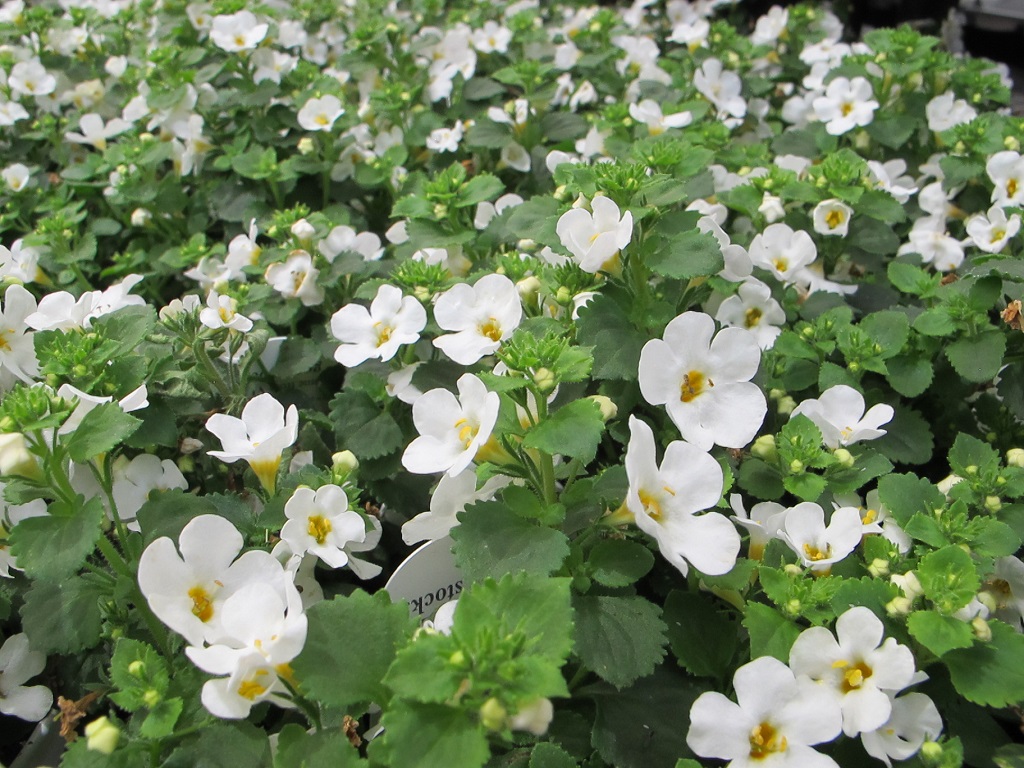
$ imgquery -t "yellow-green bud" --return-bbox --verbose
[516,276,542,306]
[1007,448,1024,467]
[751,435,778,462]
[533,367,557,394]
[448,650,466,666]
[127,660,146,678]
[588,395,617,422]
[554,286,572,304]
[776,396,796,415]
[0,433,42,481]
[142,689,161,708]
[789,459,804,474]
[84,717,120,755]
[985,495,1002,513]
[833,448,855,468]
[867,558,890,578]
[297,137,315,155]
[332,450,359,474]
[971,616,992,642]
[885,596,913,616]
[785,598,801,616]
[920,741,943,762]
[413,285,431,302]
[479,697,507,731]
[965,465,978,476]
[1005,136,1021,152]
[978,590,998,614]
[433,203,448,219]
[783,564,803,577]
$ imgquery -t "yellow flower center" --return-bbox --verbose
[478,318,503,342]
[454,417,478,449]
[188,586,214,622]
[234,35,246,48]
[237,669,270,700]
[680,370,712,403]
[0,329,12,351]
[862,508,878,525]
[307,514,332,545]
[771,257,788,273]
[749,721,787,759]
[744,308,763,328]
[375,324,393,347]
[315,113,330,126]
[841,102,854,117]
[638,489,662,521]
[834,658,874,692]
[991,229,1006,244]
[1008,178,1018,199]
[803,543,831,561]
[825,209,846,229]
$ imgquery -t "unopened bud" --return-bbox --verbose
[297,137,315,155]
[588,395,617,422]
[783,564,803,577]
[1007,448,1024,467]
[785,598,802,616]
[509,698,554,736]
[751,435,777,462]
[885,596,913,616]
[516,276,541,306]
[448,650,466,666]
[1005,136,1021,152]
[833,448,855,468]
[479,697,507,731]
[776,396,796,415]
[920,741,943,762]
[332,450,359,474]
[142,689,161,708]
[290,218,315,242]
[985,495,1002,513]
[867,558,889,578]
[891,571,924,599]
[127,661,146,678]
[84,717,120,755]
[130,208,151,227]
[977,590,998,614]
[0,433,42,481]
[554,286,572,304]
[413,285,431,302]
[965,465,978,476]
[789,459,804,474]
[533,367,556,394]
[971,616,992,642]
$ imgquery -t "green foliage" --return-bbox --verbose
[945,621,1024,708]
[522,399,605,464]
[573,595,667,688]
[64,403,142,461]
[664,590,738,680]
[9,496,105,582]
[452,500,570,581]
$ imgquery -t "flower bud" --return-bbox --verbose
[833,448,855,468]
[867,558,890,578]
[143,689,161,708]
[971,616,992,642]
[84,717,120,755]
[965,465,978,476]
[0,433,42,481]
[179,437,204,455]
[533,368,557,394]
[788,459,804,474]
[509,698,554,736]
[297,137,315,155]
[885,596,913,616]
[291,218,315,243]
[413,285,431,302]
[448,650,466,667]
[757,193,785,223]
[332,450,359,474]
[920,741,943,762]
[776,395,796,415]
[782,564,803,577]
[1005,136,1021,152]
[784,598,802,616]
[127,660,146,678]
[750,435,777,462]
[516,276,541,306]
[479,698,507,731]
[130,208,151,227]
[1007,448,1024,467]
[985,495,1002,513]
[977,590,998,614]
[891,571,924,599]
[588,395,617,422]
[554,286,572,304]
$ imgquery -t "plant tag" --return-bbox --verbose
[384,535,465,622]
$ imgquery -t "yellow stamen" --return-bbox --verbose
[862,508,878,525]
[454,417,478,449]
[771,257,789,273]
[825,209,846,229]
[744,308,763,328]
[478,318,502,342]
[839,660,873,693]
[188,586,214,622]
[1008,179,1018,199]
[749,722,787,759]
[803,543,830,561]
[307,514,332,545]
[638,489,662,521]
[841,102,853,117]
[680,371,712,403]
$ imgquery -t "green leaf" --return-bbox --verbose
[737,458,784,500]
[742,602,801,662]
[291,590,415,709]
[945,621,1024,708]
[573,595,667,689]
[530,742,576,768]
[907,611,975,657]
[136,489,220,545]
[946,332,1006,383]
[904,513,950,548]
[381,702,489,768]
[917,546,980,614]
[872,406,933,465]
[968,518,1022,559]
[93,305,157,354]
[141,698,183,739]
[831,577,898,617]
[503,196,561,247]
[456,174,505,208]
[65,402,142,461]
[783,472,827,502]
[948,432,1001,478]
[646,230,724,280]
[384,633,463,703]
[462,77,505,101]
[866,116,916,150]
[663,590,738,680]
[110,639,169,712]
[885,354,934,397]
[849,217,900,255]
[877,473,945,526]
[541,112,588,142]
[274,723,368,768]
[163,722,271,768]
[453,500,570,581]
[522,399,604,464]
[330,390,404,460]
[860,310,909,355]
[588,539,655,587]
[994,744,1024,768]
[9,496,105,581]
[575,294,646,380]
[21,577,105,654]
[913,307,955,336]
[888,261,936,296]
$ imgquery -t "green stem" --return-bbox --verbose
[192,340,232,400]
[531,387,558,505]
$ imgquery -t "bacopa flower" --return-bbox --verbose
[861,692,943,767]
[638,311,766,451]
[987,151,1024,207]
[209,10,268,52]
[966,204,1021,254]
[297,95,344,132]
[790,384,894,449]
[780,502,864,575]
[625,416,739,576]
[138,514,287,647]
[925,91,977,133]
[628,99,692,135]
[0,284,38,390]
[0,633,52,722]
[402,374,500,477]
[264,250,324,306]
[64,113,132,151]
[687,655,843,768]
[729,494,787,561]
[331,284,426,367]
[402,469,510,545]
[789,606,918,736]
[433,273,522,365]
[812,199,854,237]
[714,279,785,350]
[199,290,253,333]
[280,484,367,568]
[813,76,878,135]
[555,196,633,273]
[206,393,299,494]
[748,223,818,285]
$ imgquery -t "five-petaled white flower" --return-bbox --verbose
[331,284,427,367]
[790,384,894,449]
[813,199,854,237]
[987,151,1024,208]
[628,99,692,135]
[555,196,633,273]
[209,10,268,52]
[714,279,786,350]
[813,76,878,135]
[280,484,367,568]
[0,284,39,391]
[687,655,843,768]
[402,374,500,477]
[861,691,943,767]
[0,633,52,722]
[206,393,299,494]
[748,223,818,286]
[264,250,324,306]
[789,606,918,736]
[638,311,767,451]
[433,274,522,365]
[966,204,1021,254]
[199,290,253,333]
[402,469,510,545]
[625,416,739,576]
[297,95,344,132]
[780,502,864,575]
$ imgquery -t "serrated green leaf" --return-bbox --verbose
[737,458,785,500]
[945,621,1024,708]
[530,742,576,768]
[140,698,183,739]
[948,433,1001,478]
[885,354,934,397]
[904,513,950,548]
[742,602,801,662]
[110,638,169,712]
[918,546,980,614]
[384,633,463,703]
[946,332,1006,383]
[877,473,946,525]
[573,595,667,689]
[907,611,975,657]
[588,539,655,587]
[872,406,933,465]
[503,196,561,247]
[21,577,105,654]
[163,722,271,768]
[913,307,955,337]
[10,496,105,581]
[522,399,604,464]
[381,702,490,768]
[453,500,570,581]
[330,390,404,460]
[65,402,142,461]
[274,724,368,768]
[968,518,1022,558]
[830,577,898,617]
[860,310,909,356]
[888,262,935,295]
[575,294,646,381]
[291,590,415,709]
[663,590,738,680]
[456,174,505,208]
[646,229,724,280]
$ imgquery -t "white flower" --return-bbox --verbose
[264,250,324,306]
[0,634,51,722]
[426,122,464,153]
[7,60,56,97]
[386,362,424,404]
[472,20,511,53]
[897,217,965,272]
[789,606,918,736]
[331,284,426,367]
[402,374,500,477]
[138,514,288,647]
[687,656,842,768]
[791,385,894,449]
[729,493,787,560]
[57,383,149,436]
[2,163,30,192]
[474,193,524,230]
[199,290,253,332]
[501,141,531,172]
[966,205,1021,254]
[402,469,510,544]
[209,11,268,52]
[297,95,344,132]
[781,503,863,574]
[318,225,384,262]
[693,58,747,122]
[987,151,1024,208]
[628,99,692,135]
[206,393,299,494]
[861,692,943,767]
[758,192,785,223]
[638,311,766,451]
[0,239,40,284]
[112,454,188,524]
[748,223,818,286]
[714,279,785,350]
[64,113,131,151]
[751,6,789,45]
[834,490,910,554]
[988,556,1024,631]
[925,91,976,132]
[555,196,633,273]
[625,416,739,576]
[280,484,367,568]
[813,199,854,237]
[867,160,917,204]
[433,274,522,365]
[0,284,38,390]
[813,76,878,135]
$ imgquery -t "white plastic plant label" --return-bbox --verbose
[384,535,464,622]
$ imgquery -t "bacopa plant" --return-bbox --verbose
[0,0,1022,767]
